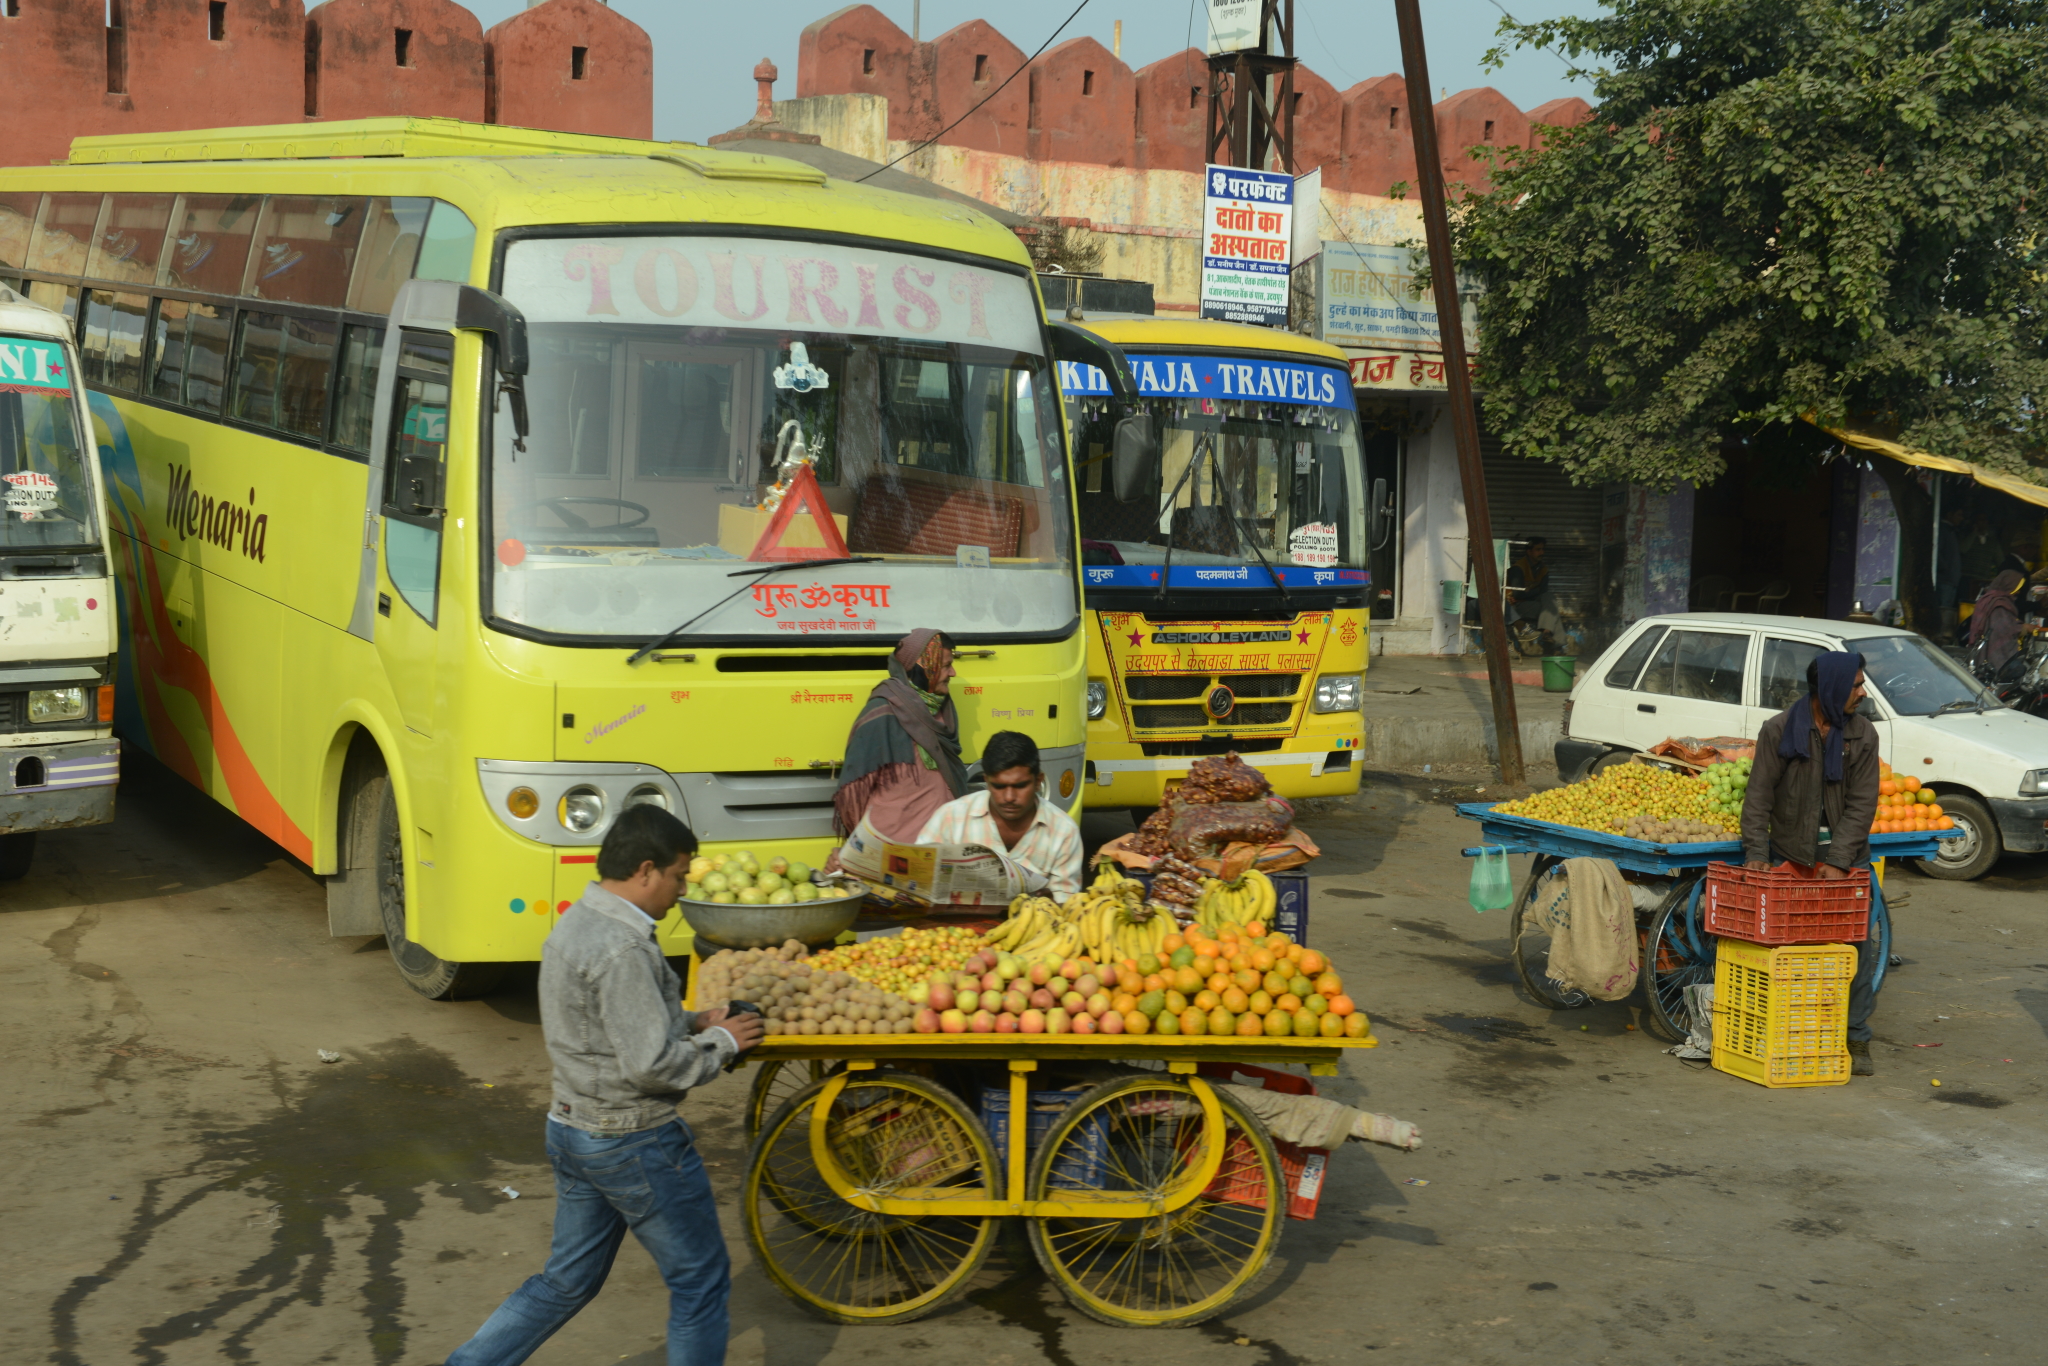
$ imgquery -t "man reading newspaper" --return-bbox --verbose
[916,731,1084,901]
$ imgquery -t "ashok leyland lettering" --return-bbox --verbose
[0,118,1083,998]
[0,286,119,880]
[1056,315,1366,808]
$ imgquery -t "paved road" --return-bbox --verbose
[5,754,2047,1365]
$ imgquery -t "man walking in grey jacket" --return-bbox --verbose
[446,806,762,1366]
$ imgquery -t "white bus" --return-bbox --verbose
[0,284,119,878]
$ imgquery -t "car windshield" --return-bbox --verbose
[0,331,97,549]
[1064,354,1365,592]
[1845,634,2002,716]
[490,235,1072,642]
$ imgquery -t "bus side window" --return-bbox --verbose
[382,330,452,624]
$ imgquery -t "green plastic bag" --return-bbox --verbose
[1468,846,1513,913]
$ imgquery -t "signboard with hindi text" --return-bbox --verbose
[1201,165,1293,328]
[1316,240,1480,354]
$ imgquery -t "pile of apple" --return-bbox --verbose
[684,848,857,905]
[909,948,1130,1035]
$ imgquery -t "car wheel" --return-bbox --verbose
[1911,792,2001,881]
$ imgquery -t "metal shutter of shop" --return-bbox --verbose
[1479,436,1605,620]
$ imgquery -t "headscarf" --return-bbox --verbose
[832,628,970,835]
[1968,570,2025,668]
[1778,650,1863,782]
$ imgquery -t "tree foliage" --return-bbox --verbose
[1458,0,2048,489]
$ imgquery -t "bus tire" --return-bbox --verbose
[0,832,34,881]
[351,762,504,1000]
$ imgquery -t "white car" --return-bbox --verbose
[1556,613,2048,880]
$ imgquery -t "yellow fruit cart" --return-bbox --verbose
[730,1029,1377,1327]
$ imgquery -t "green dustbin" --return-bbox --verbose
[1541,656,1577,692]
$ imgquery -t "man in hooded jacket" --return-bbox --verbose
[1740,651,1883,1075]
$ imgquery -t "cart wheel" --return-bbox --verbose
[1509,855,1590,1011]
[1642,877,1714,1044]
[743,1072,1000,1325]
[1025,1076,1282,1328]
[745,1059,840,1143]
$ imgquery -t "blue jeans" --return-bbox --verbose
[446,1118,730,1366]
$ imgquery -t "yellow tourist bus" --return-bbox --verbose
[1056,314,1366,809]
[0,118,1086,997]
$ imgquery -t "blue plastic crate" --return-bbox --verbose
[980,1086,1109,1189]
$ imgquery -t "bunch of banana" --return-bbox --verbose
[983,895,1087,961]
[1192,867,1277,931]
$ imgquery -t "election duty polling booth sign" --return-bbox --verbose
[1200,164,1292,328]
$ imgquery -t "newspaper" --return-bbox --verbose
[837,815,1045,905]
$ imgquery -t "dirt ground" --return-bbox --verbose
[5,754,2047,1366]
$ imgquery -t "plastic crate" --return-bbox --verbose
[980,1086,1109,1187]
[1704,862,1870,945]
[833,1090,984,1184]
[1710,938,1857,1089]
[1197,1063,1328,1220]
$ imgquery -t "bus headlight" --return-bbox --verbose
[558,785,606,834]
[1086,681,1108,719]
[1312,675,1362,713]
[624,784,669,811]
[28,688,87,723]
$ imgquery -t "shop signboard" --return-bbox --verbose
[1317,240,1480,354]
[1200,164,1292,328]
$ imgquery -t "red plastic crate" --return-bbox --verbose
[1197,1063,1327,1220]
[1703,862,1870,945]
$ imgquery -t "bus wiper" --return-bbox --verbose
[1151,432,1209,603]
[628,555,882,664]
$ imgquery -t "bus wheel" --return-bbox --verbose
[0,832,34,881]
[356,767,503,1000]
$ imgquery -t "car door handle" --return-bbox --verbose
[1637,703,1656,713]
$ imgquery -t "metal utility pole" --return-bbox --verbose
[1393,0,1524,784]
[1206,0,1297,173]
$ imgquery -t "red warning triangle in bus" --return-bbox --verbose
[747,462,851,561]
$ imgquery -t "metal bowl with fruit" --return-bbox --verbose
[680,849,864,950]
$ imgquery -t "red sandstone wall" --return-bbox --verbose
[1337,74,1416,198]
[796,5,927,142]
[1133,48,1207,174]
[790,10,1583,198]
[1027,37,1132,167]
[929,19,1026,157]
[485,0,650,137]
[305,0,485,123]
[4,0,308,169]
[0,0,652,170]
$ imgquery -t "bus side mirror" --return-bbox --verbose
[1112,413,1156,503]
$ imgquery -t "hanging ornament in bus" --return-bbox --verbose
[772,342,830,393]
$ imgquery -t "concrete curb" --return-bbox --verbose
[1363,715,1562,774]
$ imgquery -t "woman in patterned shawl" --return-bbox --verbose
[832,628,970,840]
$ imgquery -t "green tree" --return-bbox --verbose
[1457,0,2048,619]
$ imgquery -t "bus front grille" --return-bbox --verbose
[1128,703,1209,731]
[1124,675,1207,701]
[1220,673,1303,699]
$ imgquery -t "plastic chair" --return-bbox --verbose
[1729,579,1788,613]
[1690,575,1734,613]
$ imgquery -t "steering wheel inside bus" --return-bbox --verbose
[518,496,652,530]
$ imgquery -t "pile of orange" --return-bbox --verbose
[1109,921,1369,1040]
[1874,762,1953,834]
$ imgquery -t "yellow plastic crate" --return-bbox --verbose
[1710,938,1856,1088]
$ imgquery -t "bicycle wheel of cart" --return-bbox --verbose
[1025,1075,1282,1328]
[1642,877,1713,1043]
[745,1059,840,1143]
[1509,855,1591,1010]
[744,1072,1000,1325]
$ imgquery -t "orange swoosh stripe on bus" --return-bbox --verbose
[118,523,312,863]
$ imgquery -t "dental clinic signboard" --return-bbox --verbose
[1200,164,1292,329]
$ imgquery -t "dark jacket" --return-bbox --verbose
[541,884,733,1134]
[1741,706,1881,870]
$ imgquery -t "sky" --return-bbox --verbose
[465,0,1605,146]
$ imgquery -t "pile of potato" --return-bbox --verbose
[693,944,918,1036]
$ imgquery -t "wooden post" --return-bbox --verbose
[1393,0,1525,784]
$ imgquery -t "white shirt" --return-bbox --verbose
[915,789,1085,901]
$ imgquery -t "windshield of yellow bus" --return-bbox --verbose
[1064,353,1365,592]
[491,235,1073,642]
[0,332,97,550]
